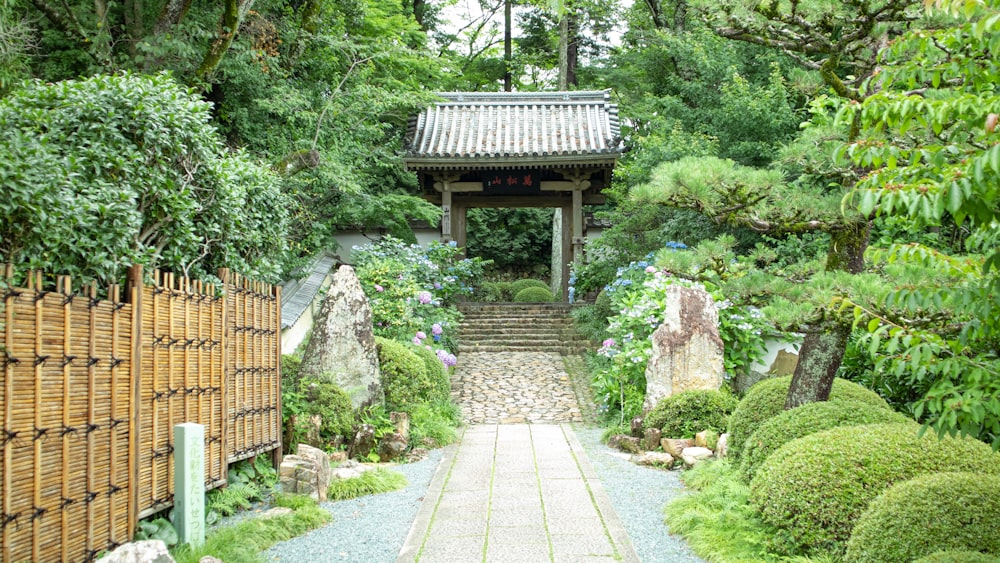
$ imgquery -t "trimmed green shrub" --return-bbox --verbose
[739,399,910,482]
[913,552,1000,563]
[594,288,615,319]
[750,423,1000,556]
[476,281,514,302]
[409,344,451,406]
[510,278,549,294]
[727,375,891,458]
[513,286,554,302]
[294,379,355,443]
[644,389,738,438]
[376,337,432,412]
[844,472,1000,563]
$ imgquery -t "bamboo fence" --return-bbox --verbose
[0,265,282,563]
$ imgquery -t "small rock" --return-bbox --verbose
[406,447,429,462]
[630,416,645,437]
[377,431,408,462]
[608,434,643,454]
[643,428,663,451]
[258,507,293,520]
[680,446,714,467]
[694,430,719,450]
[391,412,410,440]
[661,438,693,458]
[199,557,223,563]
[716,433,729,458]
[347,424,376,459]
[97,540,174,563]
[631,452,675,467]
[328,451,348,463]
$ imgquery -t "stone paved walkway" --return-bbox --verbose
[451,352,585,424]
[397,424,639,563]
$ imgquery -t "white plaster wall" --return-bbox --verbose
[750,335,803,375]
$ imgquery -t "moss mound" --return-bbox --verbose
[739,399,909,482]
[913,552,1000,563]
[749,422,1000,556]
[376,337,432,411]
[513,286,554,302]
[844,472,1000,563]
[727,375,890,458]
[510,278,549,295]
[644,389,738,439]
[408,343,451,406]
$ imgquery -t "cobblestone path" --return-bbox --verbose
[451,351,584,424]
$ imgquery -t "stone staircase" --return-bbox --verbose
[456,302,594,355]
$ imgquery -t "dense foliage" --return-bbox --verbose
[642,389,737,439]
[749,422,1000,557]
[844,472,1000,563]
[0,73,290,285]
[739,399,909,483]
[726,375,891,459]
[512,286,555,302]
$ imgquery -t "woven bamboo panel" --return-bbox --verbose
[0,274,132,563]
[136,272,226,518]
[224,273,281,462]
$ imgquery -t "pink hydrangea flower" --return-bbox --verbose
[431,323,443,335]
[374,284,384,292]
[645,266,657,273]
[416,331,427,340]
[417,291,432,305]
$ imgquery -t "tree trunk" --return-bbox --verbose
[785,220,871,408]
[194,0,254,84]
[566,13,578,87]
[784,322,851,408]
[558,14,568,90]
[504,0,511,91]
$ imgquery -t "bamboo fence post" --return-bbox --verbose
[127,264,143,537]
[31,271,42,562]
[3,264,14,563]
[273,284,283,468]
[217,268,229,474]
[59,276,71,561]
[166,272,175,501]
[109,282,122,545]
[183,276,190,425]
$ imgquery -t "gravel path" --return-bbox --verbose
[262,448,445,562]
[575,427,705,563]
[261,427,703,563]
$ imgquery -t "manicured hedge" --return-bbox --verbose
[510,278,549,295]
[727,375,891,458]
[749,422,1000,556]
[513,286,554,302]
[844,472,1000,563]
[408,343,451,406]
[644,389,738,439]
[376,337,432,411]
[739,399,909,482]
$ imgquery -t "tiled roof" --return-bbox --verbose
[403,91,624,170]
[280,251,337,329]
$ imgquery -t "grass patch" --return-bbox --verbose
[664,460,837,563]
[408,400,461,447]
[171,494,330,563]
[327,468,408,501]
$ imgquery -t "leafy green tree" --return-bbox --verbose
[837,0,1000,446]
[466,208,554,272]
[0,72,291,284]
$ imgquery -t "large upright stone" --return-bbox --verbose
[643,284,724,412]
[299,265,382,408]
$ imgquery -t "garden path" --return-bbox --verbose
[450,351,585,424]
[397,352,640,562]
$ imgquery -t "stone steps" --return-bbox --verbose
[457,302,593,355]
